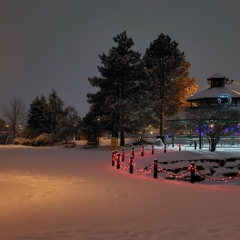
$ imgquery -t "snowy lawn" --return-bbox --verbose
[1,142,240,240]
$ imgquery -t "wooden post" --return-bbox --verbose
[194,141,197,150]
[121,149,125,162]
[178,142,181,151]
[131,147,135,157]
[190,128,193,146]
[117,153,120,169]
[172,121,174,148]
[151,145,154,154]
[112,151,115,166]
[199,128,202,149]
[153,158,158,178]
[190,161,195,183]
[141,146,144,156]
[129,156,134,174]
[164,144,167,153]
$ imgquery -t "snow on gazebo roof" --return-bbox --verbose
[207,73,225,80]
[187,87,240,101]
[167,110,189,121]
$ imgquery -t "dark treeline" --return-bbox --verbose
[26,89,80,143]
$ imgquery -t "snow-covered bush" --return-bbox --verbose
[13,137,34,146]
[34,133,53,146]
[14,134,53,146]
[14,137,23,145]
[22,138,34,146]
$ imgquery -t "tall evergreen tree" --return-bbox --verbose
[56,106,79,142]
[87,31,145,146]
[143,33,197,135]
[27,95,49,134]
[167,61,198,112]
[81,111,102,143]
[47,89,65,135]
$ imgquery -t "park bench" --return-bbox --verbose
[83,141,98,149]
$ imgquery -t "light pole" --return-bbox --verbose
[96,116,101,144]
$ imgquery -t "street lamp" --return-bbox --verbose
[96,116,101,143]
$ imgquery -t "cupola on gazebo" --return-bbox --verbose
[167,73,240,148]
[187,73,240,107]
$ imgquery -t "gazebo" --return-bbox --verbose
[167,73,240,148]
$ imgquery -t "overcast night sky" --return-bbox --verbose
[0,0,240,118]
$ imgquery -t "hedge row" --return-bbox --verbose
[14,133,54,146]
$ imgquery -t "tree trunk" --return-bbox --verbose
[120,129,125,146]
[13,126,16,138]
[210,140,217,152]
[112,129,118,138]
[160,110,164,135]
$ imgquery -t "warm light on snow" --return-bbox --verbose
[1,141,240,239]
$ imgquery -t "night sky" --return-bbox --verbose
[1,0,240,118]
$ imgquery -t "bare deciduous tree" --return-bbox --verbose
[187,105,240,151]
[1,98,26,137]
[0,118,5,133]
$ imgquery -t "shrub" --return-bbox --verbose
[34,133,53,146]
[14,137,22,145]
[14,134,54,146]
[13,137,34,146]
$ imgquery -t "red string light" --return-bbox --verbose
[112,150,240,183]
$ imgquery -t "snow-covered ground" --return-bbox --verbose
[1,140,240,240]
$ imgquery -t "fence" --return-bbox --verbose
[111,149,240,184]
[121,144,182,159]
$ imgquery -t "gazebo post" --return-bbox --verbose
[231,127,234,146]
[199,127,202,149]
[189,127,193,146]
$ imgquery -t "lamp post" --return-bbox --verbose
[231,127,234,146]
[4,124,9,133]
[96,117,101,143]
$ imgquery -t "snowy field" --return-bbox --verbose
[1,140,240,240]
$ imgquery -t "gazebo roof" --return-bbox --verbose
[167,110,189,121]
[187,87,240,101]
[207,73,225,80]
[168,73,240,122]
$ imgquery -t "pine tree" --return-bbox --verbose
[81,110,103,143]
[56,106,79,142]
[167,61,198,112]
[143,33,197,135]
[47,89,65,135]
[27,95,49,134]
[87,31,145,146]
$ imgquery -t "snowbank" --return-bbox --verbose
[0,144,240,239]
